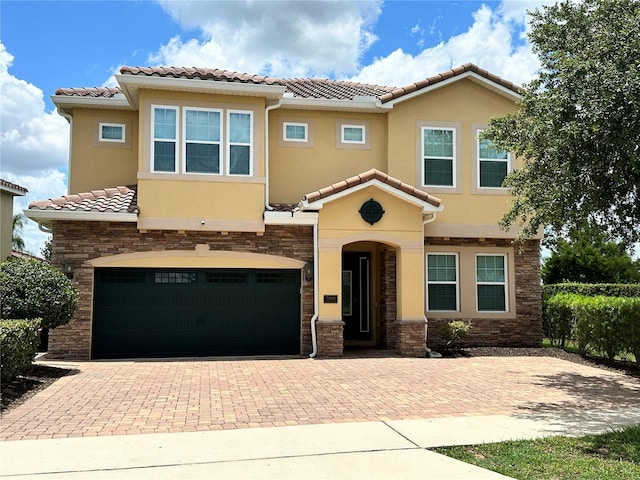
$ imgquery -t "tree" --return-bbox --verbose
[542,229,640,284]
[484,0,640,246]
[12,213,26,251]
[41,237,53,261]
[0,257,78,329]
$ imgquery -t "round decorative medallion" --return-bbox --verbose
[359,198,385,225]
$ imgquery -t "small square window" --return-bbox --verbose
[283,122,308,142]
[341,125,365,144]
[99,123,125,143]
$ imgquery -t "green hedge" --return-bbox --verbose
[1,319,41,383]
[543,283,640,299]
[545,294,640,362]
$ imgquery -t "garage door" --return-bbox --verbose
[92,268,301,359]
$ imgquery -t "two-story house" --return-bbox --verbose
[26,63,542,360]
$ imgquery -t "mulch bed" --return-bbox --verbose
[1,364,71,413]
[1,348,638,414]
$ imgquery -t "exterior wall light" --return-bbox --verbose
[303,262,314,282]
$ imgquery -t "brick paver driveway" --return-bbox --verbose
[2,353,640,441]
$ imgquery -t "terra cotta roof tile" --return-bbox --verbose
[302,169,441,208]
[54,64,519,103]
[28,186,139,214]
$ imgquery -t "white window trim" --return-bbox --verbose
[283,122,308,142]
[422,126,457,188]
[475,253,508,313]
[226,110,253,176]
[476,129,510,189]
[341,124,366,144]
[99,122,125,143]
[426,253,459,312]
[182,107,223,176]
[151,105,179,174]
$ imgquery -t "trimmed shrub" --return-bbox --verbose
[1,319,41,382]
[543,283,640,299]
[439,320,472,350]
[619,297,640,366]
[545,293,580,348]
[0,257,78,329]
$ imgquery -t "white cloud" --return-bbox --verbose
[0,42,69,256]
[152,0,382,78]
[350,1,556,88]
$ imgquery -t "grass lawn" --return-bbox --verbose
[433,424,640,480]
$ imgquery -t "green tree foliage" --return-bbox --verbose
[0,257,78,329]
[12,213,25,251]
[484,0,640,245]
[542,230,640,284]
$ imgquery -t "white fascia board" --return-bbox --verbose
[264,210,318,225]
[300,179,443,213]
[1,185,27,196]
[385,72,521,107]
[280,96,390,112]
[115,74,286,109]
[51,94,132,111]
[25,209,138,224]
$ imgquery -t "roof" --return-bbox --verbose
[53,63,520,103]
[28,186,139,214]
[302,169,442,209]
[0,179,28,196]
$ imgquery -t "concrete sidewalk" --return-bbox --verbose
[2,410,639,479]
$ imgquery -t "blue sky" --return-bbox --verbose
[0,0,552,254]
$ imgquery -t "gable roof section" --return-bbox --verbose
[53,63,519,109]
[300,169,442,212]
[26,186,139,225]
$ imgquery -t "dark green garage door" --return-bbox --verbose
[92,268,301,359]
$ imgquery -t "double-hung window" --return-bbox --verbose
[478,132,509,188]
[422,127,455,187]
[228,111,252,175]
[426,254,458,311]
[184,108,221,174]
[476,254,507,312]
[152,106,178,172]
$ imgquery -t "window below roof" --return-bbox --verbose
[283,122,308,142]
[99,123,125,143]
[150,105,253,177]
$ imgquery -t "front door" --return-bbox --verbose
[342,251,372,342]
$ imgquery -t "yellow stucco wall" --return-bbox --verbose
[68,108,139,194]
[0,190,15,259]
[269,109,387,203]
[315,185,426,321]
[386,79,520,227]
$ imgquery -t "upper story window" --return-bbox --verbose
[422,127,456,187]
[152,106,178,172]
[341,124,366,144]
[151,105,252,176]
[477,131,510,188]
[476,254,508,312]
[283,122,308,142]
[426,253,459,311]
[99,123,125,143]
[184,108,221,174]
[228,111,252,176]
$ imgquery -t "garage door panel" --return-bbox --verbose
[93,268,301,358]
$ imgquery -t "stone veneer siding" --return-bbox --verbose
[425,238,542,348]
[48,221,314,359]
[379,249,397,350]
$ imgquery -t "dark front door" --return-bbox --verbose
[342,252,371,342]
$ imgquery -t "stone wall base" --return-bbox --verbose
[316,319,344,358]
[395,320,426,357]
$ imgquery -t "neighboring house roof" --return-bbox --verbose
[301,168,442,210]
[53,63,520,103]
[29,186,139,214]
[0,178,28,196]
